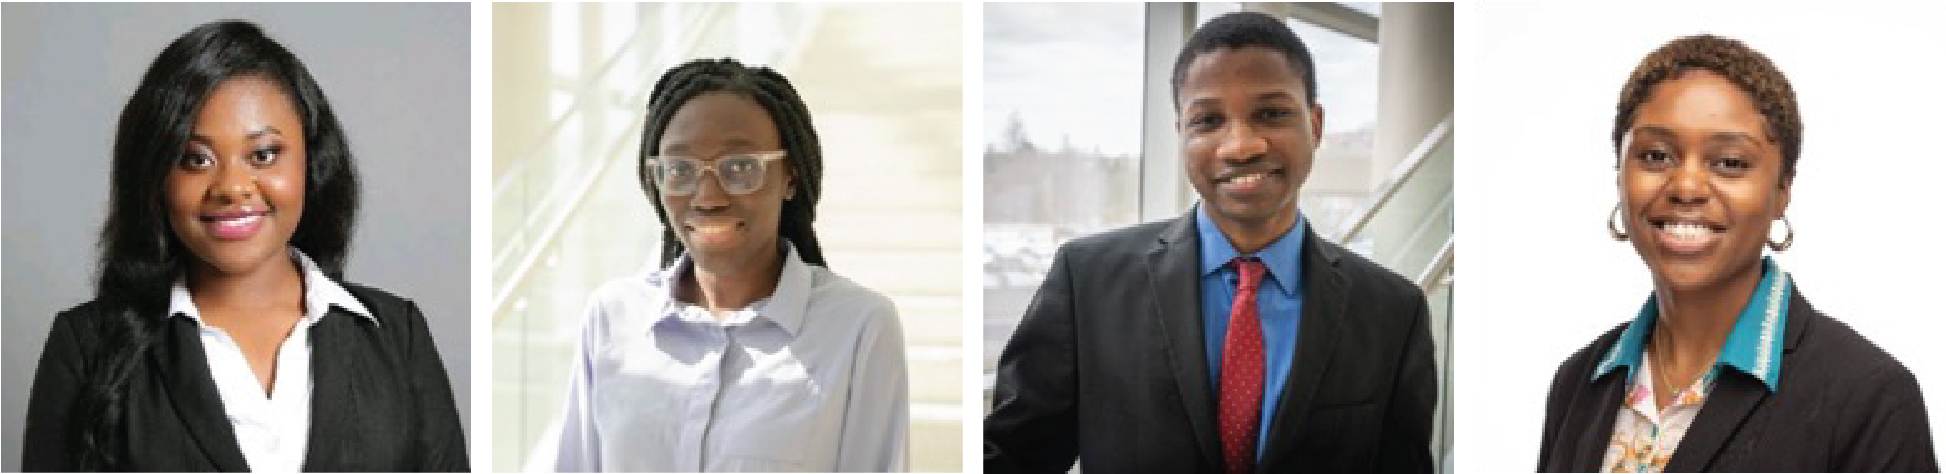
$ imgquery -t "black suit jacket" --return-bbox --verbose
[984,211,1437,473]
[21,283,469,472]
[1537,289,1938,472]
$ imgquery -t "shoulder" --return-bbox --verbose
[47,298,126,349]
[1788,305,1921,399]
[1550,321,1631,397]
[341,282,414,313]
[336,283,443,349]
[804,266,902,335]
[1315,238,1419,299]
[569,273,671,343]
[1055,218,1177,264]
[339,282,425,327]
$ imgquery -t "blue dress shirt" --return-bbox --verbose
[1195,204,1304,461]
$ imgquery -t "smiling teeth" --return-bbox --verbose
[217,215,262,228]
[1229,173,1264,185]
[1661,222,1714,240]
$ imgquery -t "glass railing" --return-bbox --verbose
[1335,118,1454,470]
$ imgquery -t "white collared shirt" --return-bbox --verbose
[164,248,373,473]
[534,242,909,472]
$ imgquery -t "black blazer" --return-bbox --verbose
[1537,288,1938,472]
[984,210,1437,473]
[21,283,469,472]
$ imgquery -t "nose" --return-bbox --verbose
[1665,155,1709,205]
[688,167,731,211]
[209,156,256,203]
[1215,123,1268,163]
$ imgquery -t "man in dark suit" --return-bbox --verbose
[983,10,1437,474]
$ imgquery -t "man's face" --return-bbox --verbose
[1177,46,1323,233]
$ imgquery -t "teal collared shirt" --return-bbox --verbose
[1593,257,1794,392]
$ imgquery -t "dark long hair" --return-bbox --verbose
[79,19,358,469]
[637,58,828,268]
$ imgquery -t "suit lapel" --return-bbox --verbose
[153,316,250,471]
[1258,227,1346,470]
[304,311,361,471]
[1663,290,1807,471]
[1664,376,1767,471]
[1571,372,1629,471]
[1147,212,1223,469]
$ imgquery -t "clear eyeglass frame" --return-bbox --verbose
[643,151,788,196]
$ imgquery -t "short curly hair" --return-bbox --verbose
[1613,34,1801,180]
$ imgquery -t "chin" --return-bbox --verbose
[193,245,283,276]
[1213,200,1291,224]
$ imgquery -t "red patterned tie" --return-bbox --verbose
[1220,258,1267,474]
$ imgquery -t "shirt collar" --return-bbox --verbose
[1194,203,1305,297]
[166,248,375,326]
[649,239,813,336]
[1594,256,1793,391]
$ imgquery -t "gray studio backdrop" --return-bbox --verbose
[0,3,471,469]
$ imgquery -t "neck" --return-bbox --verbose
[187,252,304,310]
[681,243,786,317]
[1649,261,1766,387]
[1211,206,1299,254]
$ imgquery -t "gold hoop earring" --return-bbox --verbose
[1608,203,1628,241]
[1767,215,1794,251]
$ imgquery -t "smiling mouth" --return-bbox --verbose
[683,219,745,245]
[1648,218,1727,254]
[1215,168,1284,193]
[199,209,270,241]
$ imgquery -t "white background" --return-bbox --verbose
[1459,3,1946,471]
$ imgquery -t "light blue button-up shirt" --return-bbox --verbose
[1195,204,1304,461]
[534,241,909,472]
[1594,257,1794,391]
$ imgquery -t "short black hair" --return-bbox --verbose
[1171,11,1320,108]
[638,58,828,268]
[1614,34,1801,181]
[80,19,357,469]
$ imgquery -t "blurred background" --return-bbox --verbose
[982,2,1453,472]
[491,3,962,471]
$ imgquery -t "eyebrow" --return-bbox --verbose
[189,126,284,143]
[1183,91,1302,110]
[659,137,762,155]
[1630,125,1763,146]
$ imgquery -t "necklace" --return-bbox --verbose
[1650,327,1684,406]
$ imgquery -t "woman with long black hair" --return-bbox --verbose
[20,20,467,471]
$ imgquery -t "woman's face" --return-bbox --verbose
[655,91,793,269]
[165,75,308,277]
[1618,70,1789,292]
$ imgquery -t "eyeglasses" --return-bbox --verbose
[644,151,787,196]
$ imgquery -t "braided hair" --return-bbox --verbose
[77,20,358,469]
[637,58,828,268]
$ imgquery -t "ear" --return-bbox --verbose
[1307,103,1326,149]
[783,167,797,201]
[1774,171,1792,217]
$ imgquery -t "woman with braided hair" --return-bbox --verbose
[535,58,909,472]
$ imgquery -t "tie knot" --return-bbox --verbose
[1232,258,1266,290]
